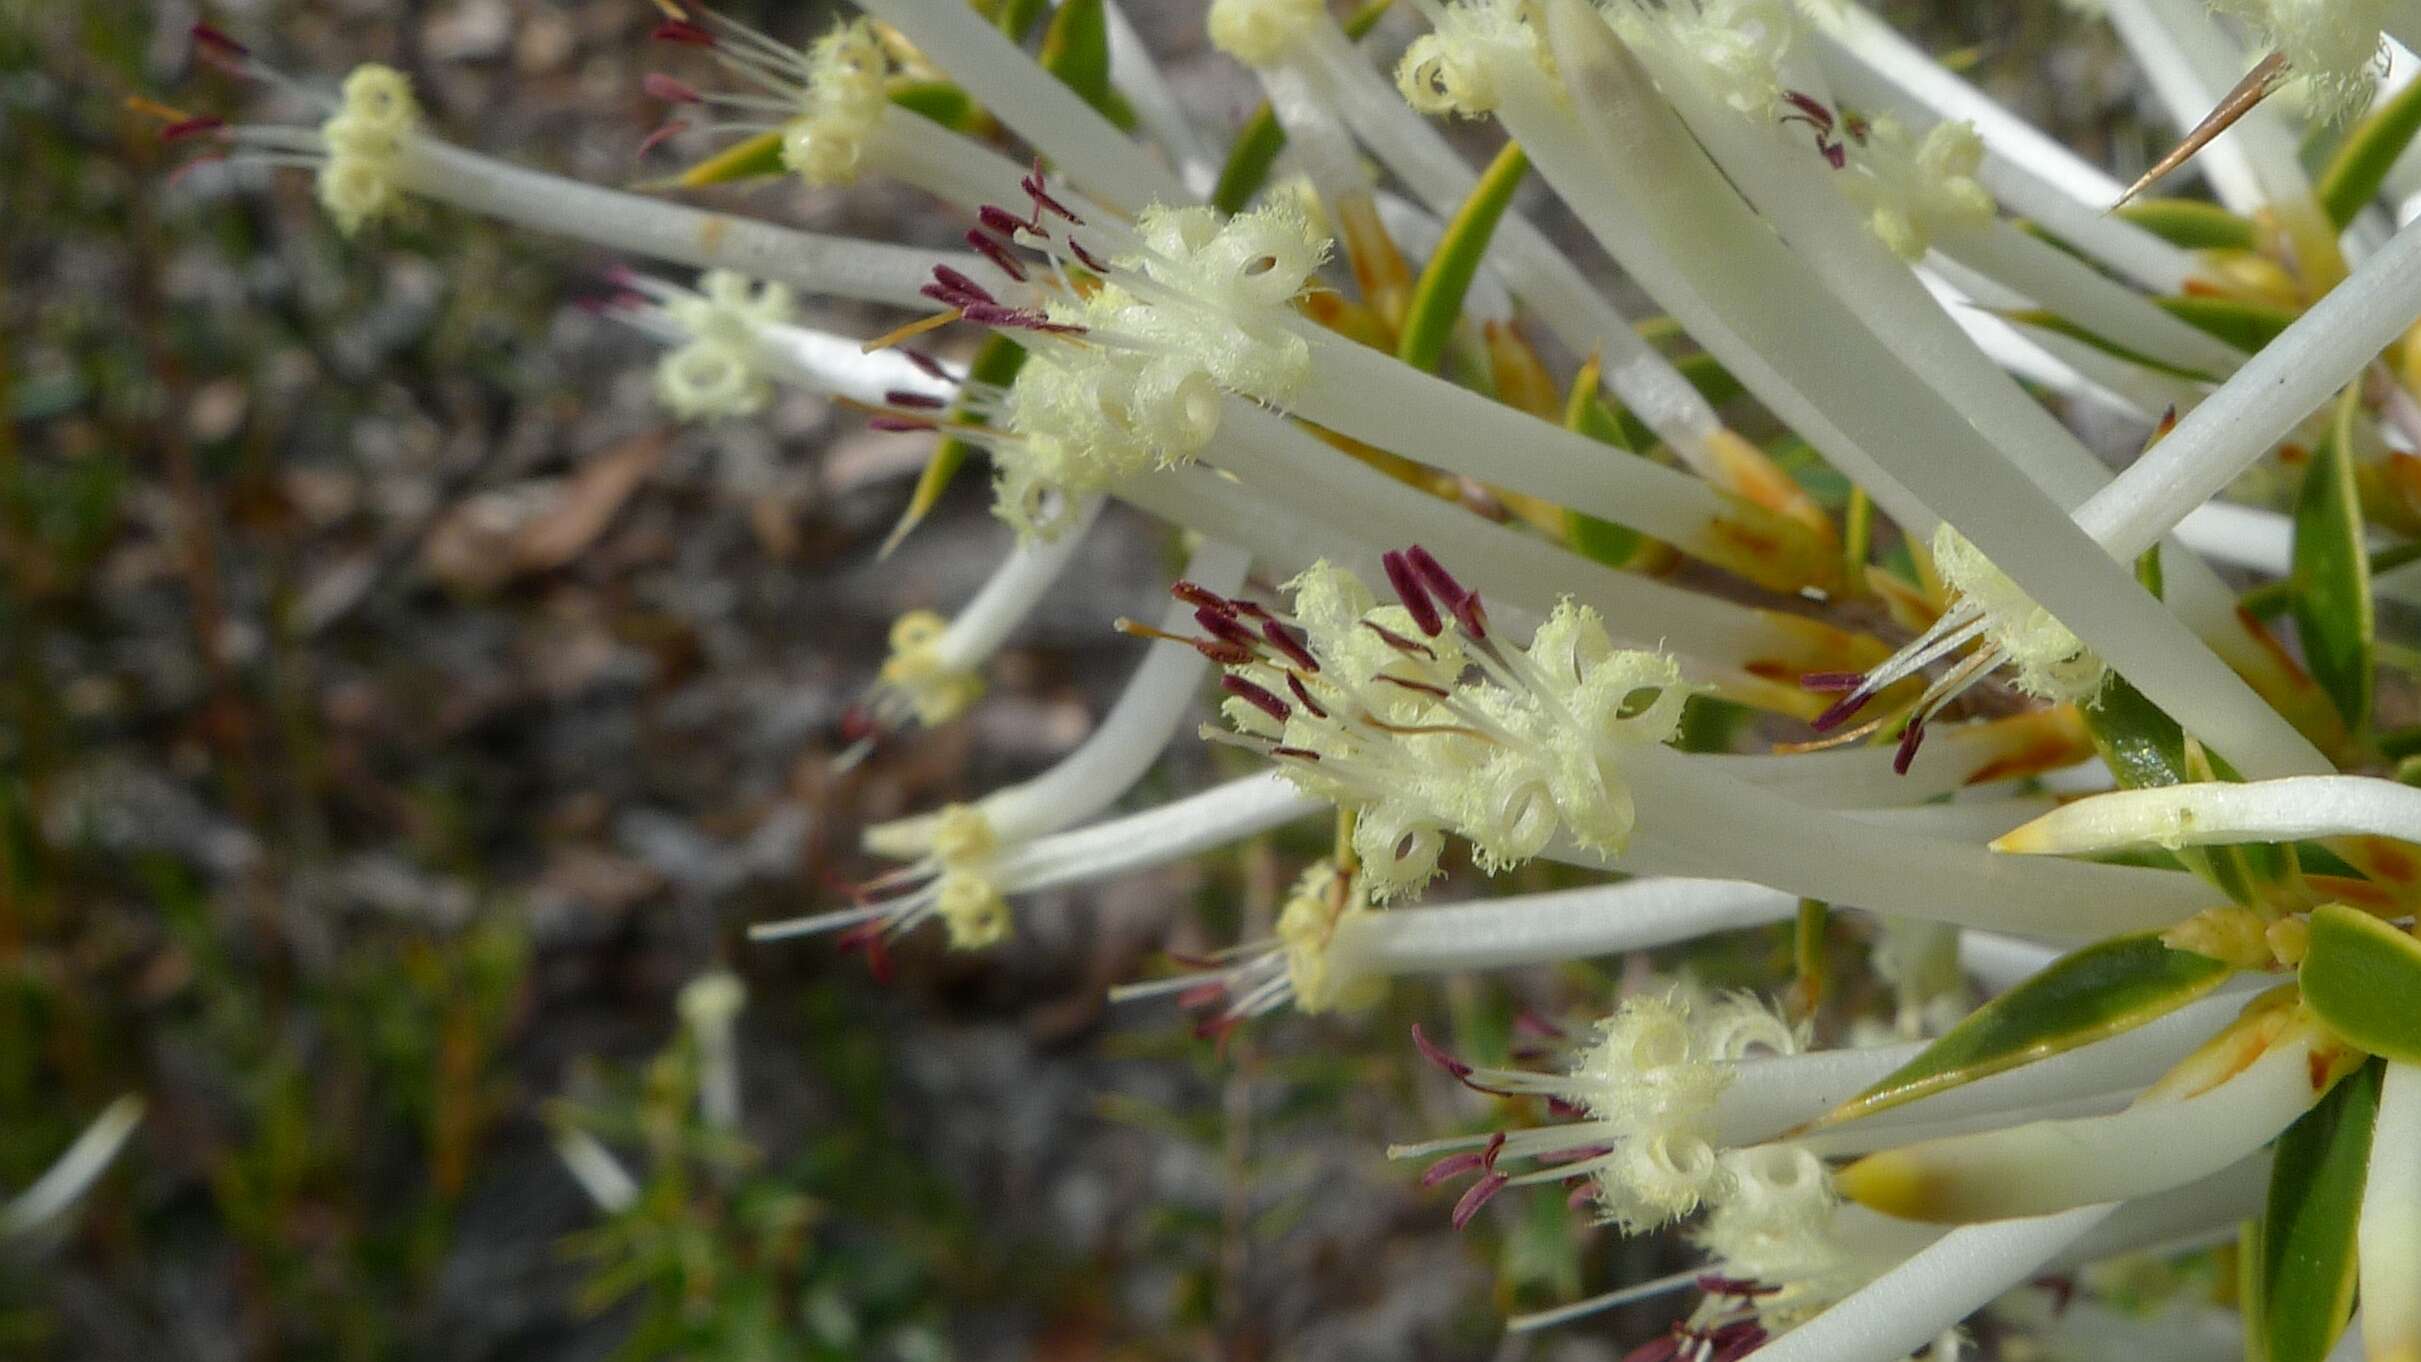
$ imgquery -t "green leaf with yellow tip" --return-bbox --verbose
[2078,660,2292,907]
[2291,387,2375,736]
[2320,72,2421,229]
[2158,294,2298,353]
[880,336,1028,557]
[2250,1058,2380,1362]
[1806,933,2231,1131]
[662,128,788,189]
[2117,198,2260,251]
[2301,904,2421,1064]
[1397,144,1528,373]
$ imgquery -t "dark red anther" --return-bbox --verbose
[1449,1172,1509,1230]
[1361,619,1436,659]
[960,303,1078,333]
[1695,1274,1781,1298]
[1220,675,1290,722]
[1403,545,1468,610]
[1892,714,1929,775]
[1194,1010,1243,1048]
[867,415,939,433]
[1420,1150,1490,1187]
[1261,620,1319,673]
[190,23,250,57]
[1267,745,1323,762]
[1411,1022,1472,1080]
[637,120,689,156]
[651,19,717,45]
[1193,639,1256,667]
[883,390,947,410]
[1176,981,1230,1010]
[162,115,227,142]
[1171,580,1237,615]
[838,705,876,745]
[1195,606,1261,651]
[1799,670,1865,693]
[836,921,895,985]
[1780,90,1834,132]
[643,72,701,104]
[1448,589,1489,641]
[1621,1333,1684,1362]
[928,266,997,307]
[1706,1323,1769,1362]
[1820,138,1849,170]
[1021,158,1083,224]
[902,348,952,381]
[1382,550,1444,637]
[964,229,1030,282]
[1069,237,1111,274]
[1285,673,1327,720]
[1567,1180,1597,1212]
[977,204,1028,238]
[1809,689,1871,734]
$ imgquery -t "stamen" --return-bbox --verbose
[1221,674,1292,722]
[861,308,963,353]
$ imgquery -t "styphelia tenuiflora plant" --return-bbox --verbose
[152,0,2421,1355]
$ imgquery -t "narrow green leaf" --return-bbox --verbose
[2117,198,2260,250]
[1211,106,1287,216]
[2301,904,2421,1064]
[2319,73,2421,228]
[1397,144,1528,372]
[888,81,985,132]
[2251,1059,2381,1362]
[1039,0,1117,120]
[2291,388,2376,735]
[993,0,1053,43]
[1998,308,2220,383]
[2159,294,2299,353]
[880,337,1028,556]
[1561,355,1649,568]
[1808,933,2232,1129]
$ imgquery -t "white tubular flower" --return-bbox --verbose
[781,20,890,186]
[1168,552,1693,899]
[2,1095,145,1239]
[317,64,420,235]
[1401,983,1807,1233]
[2207,0,2390,122]
[1274,859,1377,1015]
[1609,0,1802,117]
[1396,0,1541,116]
[1927,525,2104,705]
[890,197,1325,538]
[874,609,985,728]
[1806,524,2103,775]
[649,270,797,422]
[675,970,748,1130]
[1207,0,1329,68]
[753,772,1325,955]
[1838,117,1996,262]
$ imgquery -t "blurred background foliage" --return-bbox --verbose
[0,2,2144,1358]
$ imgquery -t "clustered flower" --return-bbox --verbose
[159,0,2421,1357]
